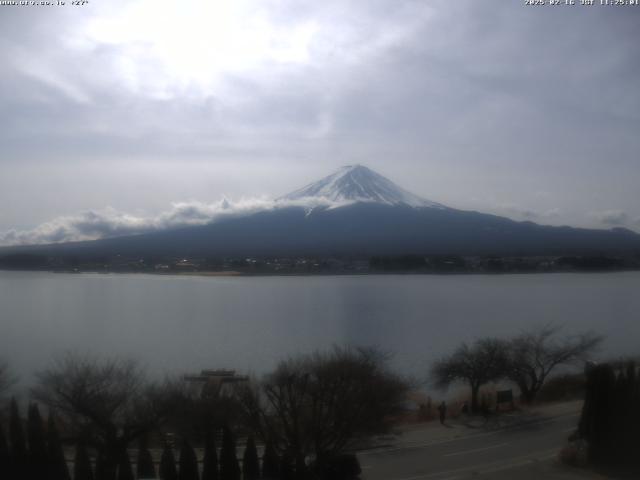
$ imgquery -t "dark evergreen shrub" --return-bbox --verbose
[178,441,199,480]
[242,436,260,480]
[202,430,219,480]
[313,454,361,480]
[9,398,27,478]
[220,426,240,480]
[74,443,95,480]
[0,424,9,476]
[136,436,156,479]
[261,441,279,480]
[579,362,640,469]
[279,450,294,480]
[159,445,178,480]
[117,450,135,480]
[95,451,108,480]
[47,413,71,480]
[28,403,49,478]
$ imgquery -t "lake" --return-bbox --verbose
[0,271,638,388]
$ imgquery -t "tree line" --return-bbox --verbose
[0,347,409,480]
[0,399,271,480]
[0,330,607,478]
[430,325,602,412]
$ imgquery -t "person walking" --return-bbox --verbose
[438,401,447,425]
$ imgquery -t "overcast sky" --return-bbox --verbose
[1,0,639,244]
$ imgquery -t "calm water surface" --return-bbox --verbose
[0,271,638,384]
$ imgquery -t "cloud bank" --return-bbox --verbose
[0,197,342,246]
[5,197,637,247]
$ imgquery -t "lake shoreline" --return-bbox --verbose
[1,267,638,277]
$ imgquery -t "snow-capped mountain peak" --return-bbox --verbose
[280,164,445,209]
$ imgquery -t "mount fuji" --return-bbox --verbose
[280,164,445,209]
[2,165,639,258]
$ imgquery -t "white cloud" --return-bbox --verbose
[0,196,342,246]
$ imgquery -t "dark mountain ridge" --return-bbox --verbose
[2,203,639,259]
[1,165,639,259]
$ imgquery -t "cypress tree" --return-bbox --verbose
[600,365,618,464]
[294,455,307,480]
[0,424,9,477]
[202,430,219,480]
[74,443,95,480]
[27,403,49,479]
[242,436,260,480]
[117,449,135,480]
[579,363,617,464]
[279,450,294,480]
[136,436,156,479]
[630,364,640,466]
[621,362,637,465]
[611,362,639,468]
[178,441,199,480]
[611,370,627,464]
[95,451,108,480]
[96,443,118,480]
[159,445,178,480]
[220,426,240,480]
[9,398,27,479]
[261,441,279,480]
[47,413,71,480]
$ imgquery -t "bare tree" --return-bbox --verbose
[431,338,509,413]
[237,346,409,468]
[162,377,244,443]
[32,353,180,479]
[505,325,602,403]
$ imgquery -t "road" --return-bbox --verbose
[358,411,601,480]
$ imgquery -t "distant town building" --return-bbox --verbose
[183,369,249,398]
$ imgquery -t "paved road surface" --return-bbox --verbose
[358,411,601,480]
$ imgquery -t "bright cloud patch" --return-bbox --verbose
[0,197,342,246]
[79,0,318,98]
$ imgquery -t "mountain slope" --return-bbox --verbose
[4,203,639,258]
[280,164,444,208]
[1,165,639,258]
